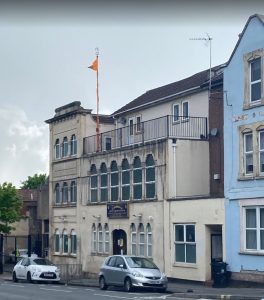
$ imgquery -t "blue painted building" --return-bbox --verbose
[224,14,264,282]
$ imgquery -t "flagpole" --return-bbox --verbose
[95,48,100,152]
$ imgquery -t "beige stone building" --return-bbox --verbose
[46,65,225,282]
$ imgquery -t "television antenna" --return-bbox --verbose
[190,33,212,96]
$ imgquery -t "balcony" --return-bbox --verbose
[83,115,208,155]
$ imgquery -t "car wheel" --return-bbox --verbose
[99,276,108,290]
[12,271,18,283]
[124,277,133,292]
[27,272,33,283]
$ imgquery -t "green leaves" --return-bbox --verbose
[21,173,47,189]
[0,182,22,234]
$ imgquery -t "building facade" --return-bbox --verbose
[46,65,225,282]
[224,14,264,283]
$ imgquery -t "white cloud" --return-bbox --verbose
[0,105,49,187]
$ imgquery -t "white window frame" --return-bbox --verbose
[62,137,68,157]
[70,181,77,203]
[70,230,77,255]
[173,103,180,123]
[145,154,155,199]
[104,224,110,254]
[250,57,262,103]
[98,224,103,253]
[55,183,60,204]
[90,165,98,203]
[259,131,264,175]
[147,223,152,257]
[55,139,60,159]
[131,224,137,255]
[70,134,77,156]
[62,182,68,203]
[135,115,142,133]
[174,223,196,264]
[92,224,97,253]
[243,206,264,252]
[182,101,189,120]
[62,229,68,255]
[138,223,145,256]
[244,132,253,176]
[110,161,119,202]
[105,136,112,151]
[121,159,130,201]
[133,157,142,200]
[54,229,60,254]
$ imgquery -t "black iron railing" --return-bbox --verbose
[83,115,208,155]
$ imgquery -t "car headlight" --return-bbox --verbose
[55,268,60,273]
[161,273,167,279]
[132,271,144,278]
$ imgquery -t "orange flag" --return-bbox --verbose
[88,57,98,71]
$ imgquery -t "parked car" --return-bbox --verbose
[99,255,168,292]
[9,249,38,263]
[12,257,60,283]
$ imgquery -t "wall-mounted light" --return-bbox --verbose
[133,214,142,218]
[93,215,101,220]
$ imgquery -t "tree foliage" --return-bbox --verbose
[21,173,48,189]
[0,182,22,234]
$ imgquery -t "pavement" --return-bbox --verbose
[1,272,264,300]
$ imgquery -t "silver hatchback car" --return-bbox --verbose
[99,255,168,292]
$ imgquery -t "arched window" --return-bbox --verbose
[145,154,155,199]
[62,137,68,157]
[110,161,119,202]
[138,223,145,256]
[54,229,60,253]
[62,182,68,203]
[133,157,142,200]
[100,163,108,202]
[55,183,60,204]
[131,223,137,255]
[104,224,109,253]
[121,159,130,201]
[70,230,77,255]
[62,229,68,254]
[90,165,98,203]
[70,181,77,203]
[92,224,97,253]
[98,224,103,253]
[55,139,60,159]
[147,223,152,257]
[70,134,77,156]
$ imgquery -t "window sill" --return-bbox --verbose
[239,251,264,256]
[53,155,77,163]
[243,98,264,110]
[91,252,109,257]
[53,203,77,208]
[173,262,197,269]
[87,198,157,205]
[238,175,264,181]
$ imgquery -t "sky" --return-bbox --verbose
[0,1,263,187]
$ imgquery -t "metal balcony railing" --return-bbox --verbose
[83,115,208,155]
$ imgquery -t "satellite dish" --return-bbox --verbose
[210,128,218,137]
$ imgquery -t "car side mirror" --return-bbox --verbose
[119,264,124,268]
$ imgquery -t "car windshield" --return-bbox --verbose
[32,258,54,266]
[125,257,158,269]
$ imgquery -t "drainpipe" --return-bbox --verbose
[172,139,177,197]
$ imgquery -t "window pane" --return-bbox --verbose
[111,173,118,186]
[175,244,185,262]
[122,186,130,200]
[91,190,98,202]
[183,102,188,117]
[175,225,184,241]
[122,171,130,184]
[146,183,155,198]
[133,185,142,199]
[101,189,108,202]
[139,245,144,256]
[260,152,264,173]
[101,174,107,186]
[132,233,137,243]
[261,230,264,250]
[146,168,155,182]
[251,58,261,81]
[245,134,253,152]
[91,176,97,187]
[260,132,264,150]
[148,245,152,257]
[186,244,196,263]
[140,234,145,243]
[133,169,142,183]
[246,209,256,228]
[260,208,264,228]
[251,82,261,102]
[186,225,195,242]
[173,105,179,121]
[246,229,257,249]
[245,154,253,174]
[132,244,137,255]
[111,187,118,201]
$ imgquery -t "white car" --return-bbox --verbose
[12,257,60,283]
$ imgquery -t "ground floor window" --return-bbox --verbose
[91,223,110,254]
[53,228,77,256]
[245,206,264,251]
[174,224,196,264]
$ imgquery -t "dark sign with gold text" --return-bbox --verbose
[107,203,129,219]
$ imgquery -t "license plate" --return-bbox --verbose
[44,273,53,278]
